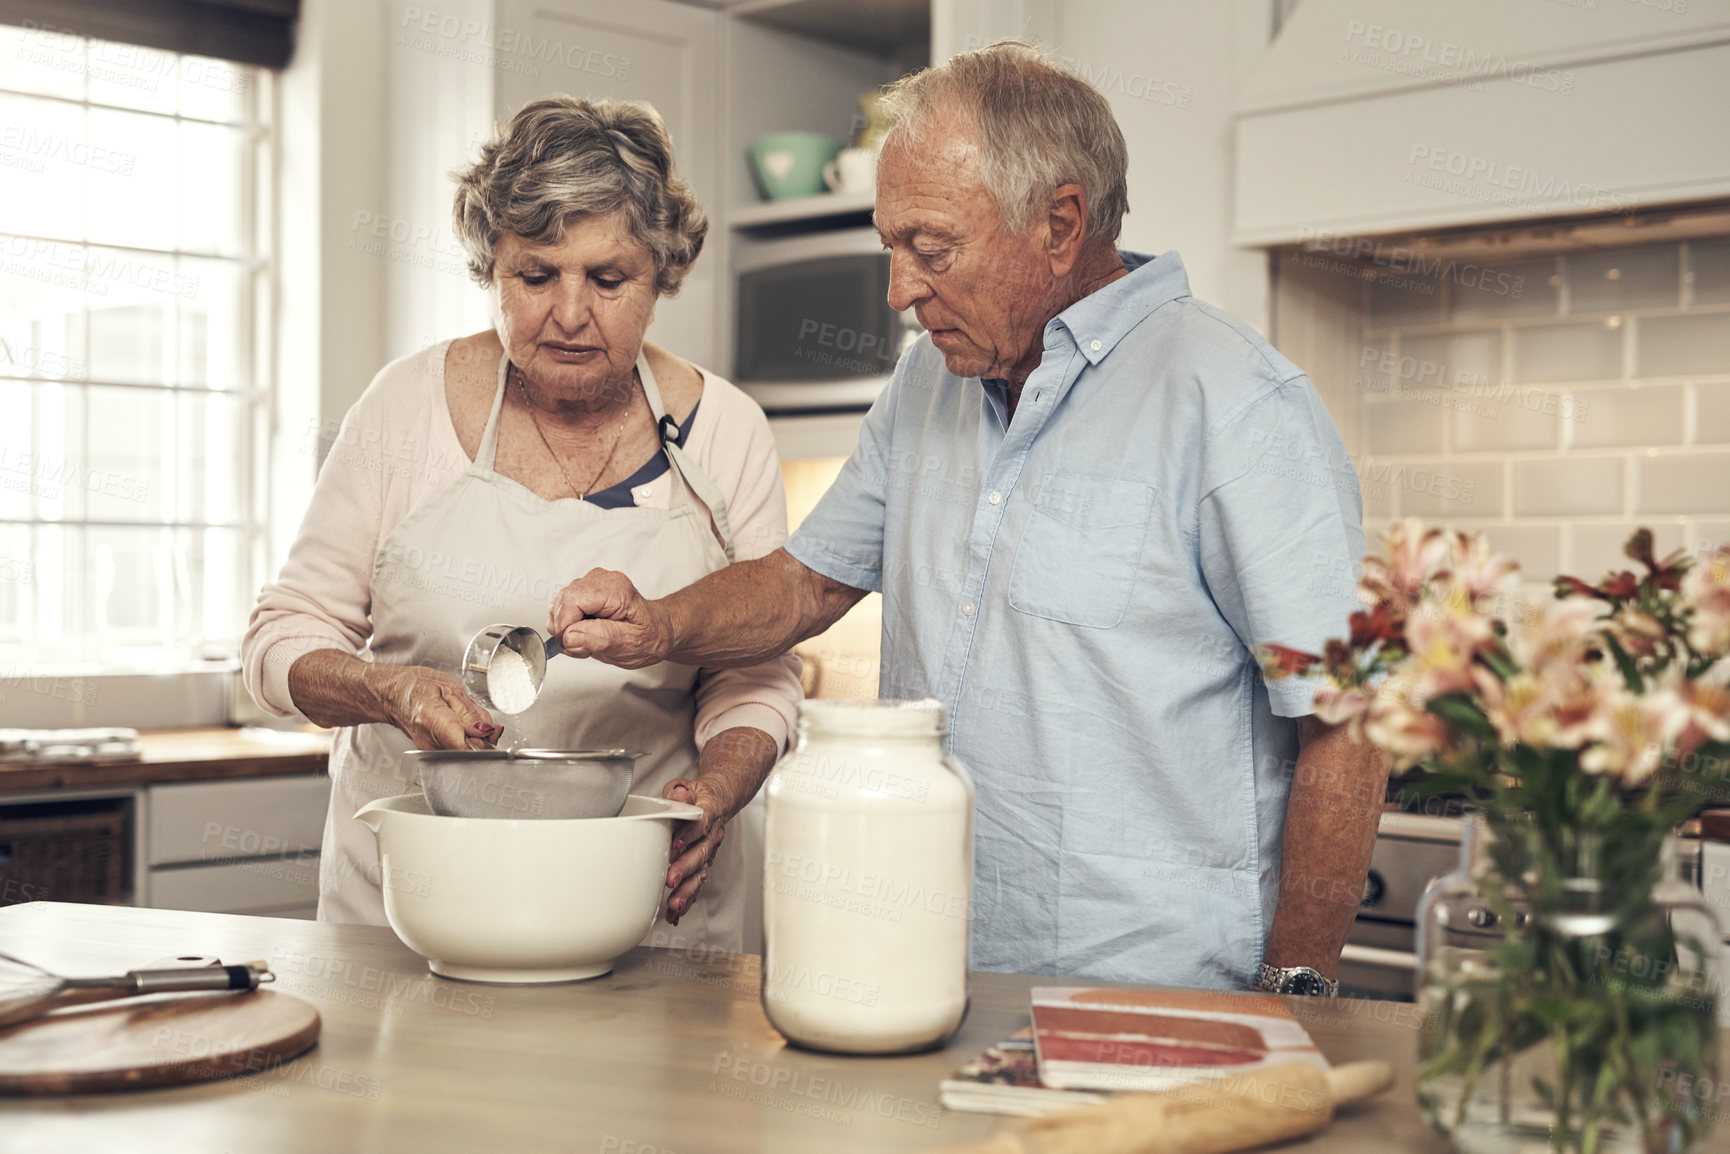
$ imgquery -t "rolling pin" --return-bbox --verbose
[929,1060,1394,1154]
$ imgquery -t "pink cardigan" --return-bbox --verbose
[242,340,803,754]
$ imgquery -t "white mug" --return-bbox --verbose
[823,147,877,194]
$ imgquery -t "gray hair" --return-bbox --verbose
[452,96,707,294]
[880,41,1128,248]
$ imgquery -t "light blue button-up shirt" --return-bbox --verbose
[785,251,1365,989]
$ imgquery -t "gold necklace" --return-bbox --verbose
[512,365,634,499]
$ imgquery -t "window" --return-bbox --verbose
[0,23,268,670]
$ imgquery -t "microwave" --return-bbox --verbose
[733,228,921,411]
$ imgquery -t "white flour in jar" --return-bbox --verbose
[761,700,974,1054]
[486,645,539,714]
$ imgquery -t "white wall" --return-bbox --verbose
[273,0,389,570]
[936,0,1276,332]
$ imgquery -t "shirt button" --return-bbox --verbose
[987,491,1002,505]
[1090,339,1102,352]
[962,602,976,617]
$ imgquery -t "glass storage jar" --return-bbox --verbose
[760,698,975,1054]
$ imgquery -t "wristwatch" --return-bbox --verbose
[1255,963,1340,997]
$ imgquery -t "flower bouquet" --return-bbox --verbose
[1263,521,1730,1154]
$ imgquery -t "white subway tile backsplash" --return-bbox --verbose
[1570,385,1685,448]
[1697,385,1730,443]
[1367,399,1446,455]
[1305,236,1730,580]
[1370,273,1444,328]
[1565,246,1680,313]
[1453,391,1563,452]
[1357,340,1394,395]
[1687,238,1730,306]
[1570,522,1686,583]
[1637,313,1730,378]
[1476,525,1561,583]
[1513,458,1624,516]
[1514,321,1624,384]
[1449,256,1559,321]
[1691,520,1730,555]
[1391,460,1504,518]
[1358,469,1394,518]
[1400,331,1502,389]
[1635,453,1730,515]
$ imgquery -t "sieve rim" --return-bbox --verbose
[404,748,645,763]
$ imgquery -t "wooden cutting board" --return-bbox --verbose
[0,989,321,1094]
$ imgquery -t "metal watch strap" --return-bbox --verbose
[1255,962,1340,997]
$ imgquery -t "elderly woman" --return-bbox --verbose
[243,97,800,953]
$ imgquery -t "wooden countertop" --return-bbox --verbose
[0,904,1491,1154]
[0,728,329,795]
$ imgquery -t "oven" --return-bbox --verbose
[733,228,920,413]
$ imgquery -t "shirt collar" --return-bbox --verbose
[978,249,1190,395]
[1048,249,1190,367]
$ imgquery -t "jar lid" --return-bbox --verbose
[798,697,946,737]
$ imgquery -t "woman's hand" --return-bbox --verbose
[290,650,499,748]
[362,663,500,750]
[661,727,779,926]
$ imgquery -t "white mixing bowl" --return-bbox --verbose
[355,792,700,984]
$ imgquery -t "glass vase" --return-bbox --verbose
[1415,817,1722,1154]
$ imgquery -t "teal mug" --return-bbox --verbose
[749,132,840,201]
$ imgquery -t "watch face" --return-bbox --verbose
[1285,971,1326,996]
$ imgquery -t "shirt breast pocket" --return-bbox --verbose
[1007,473,1155,629]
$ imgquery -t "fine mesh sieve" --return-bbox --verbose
[404,749,642,820]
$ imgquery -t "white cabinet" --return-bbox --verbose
[492,0,722,369]
[144,776,332,919]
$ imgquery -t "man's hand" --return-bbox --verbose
[549,568,674,669]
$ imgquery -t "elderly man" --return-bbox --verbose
[552,41,1383,994]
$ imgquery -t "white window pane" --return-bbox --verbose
[85,40,178,117]
[177,56,252,124]
[181,392,250,524]
[0,241,86,383]
[177,121,247,254]
[30,525,78,646]
[0,44,262,670]
[0,524,30,643]
[83,386,168,522]
[26,382,86,522]
[0,25,86,101]
[88,525,173,643]
[198,527,247,646]
[87,292,173,386]
[177,258,250,387]
[0,94,87,241]
[0,380,29,520]
[86,109,175,250]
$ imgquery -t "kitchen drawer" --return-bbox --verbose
[147,775,330,865]
[148,857,320,915]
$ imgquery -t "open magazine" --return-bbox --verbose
[939,987,1329,1116]
[1030,986,1328,1093]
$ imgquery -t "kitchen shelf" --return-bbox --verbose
[730,189,876,231]
[728,0,929,56]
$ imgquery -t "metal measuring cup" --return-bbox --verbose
[461,623,565,712]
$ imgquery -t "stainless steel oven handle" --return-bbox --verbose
[1338,943,1418,971]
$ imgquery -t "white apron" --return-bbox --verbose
[317,351,760,954]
